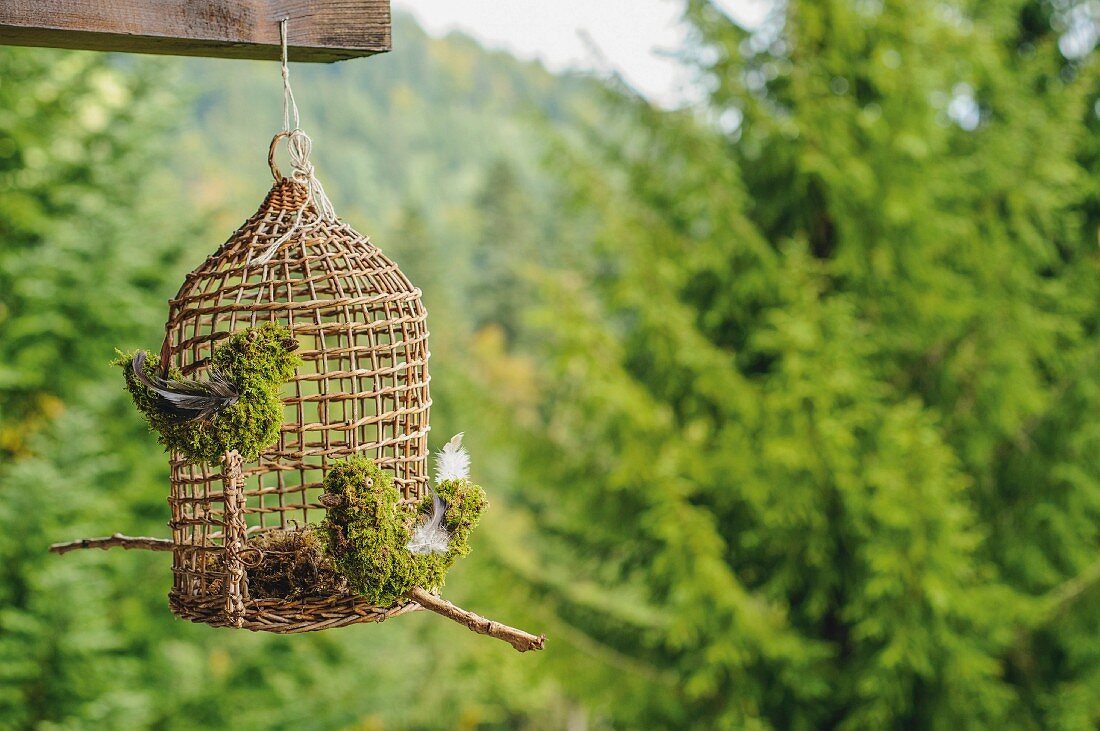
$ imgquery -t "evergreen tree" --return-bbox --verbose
[388,202,439,295]
[475,1,1100,727]
[0,47,195,727]
[0,50,190,457]
[470,159,537,340]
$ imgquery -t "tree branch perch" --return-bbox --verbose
[405,586,546,652]
[49,533,175,555]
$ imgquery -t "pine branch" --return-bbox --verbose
[1035,556,1100,627]
[49,533,175,555]
[405,586,546,652]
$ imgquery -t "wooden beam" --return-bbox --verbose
[0,0,390,63]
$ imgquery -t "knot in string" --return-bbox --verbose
[287,130,313,175]
[284,129,337,222]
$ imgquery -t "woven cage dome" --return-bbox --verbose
[163,168,431,633]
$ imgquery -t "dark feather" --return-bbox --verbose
[132,350,240,423]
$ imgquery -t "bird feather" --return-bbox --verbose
[132,350,240,423]
[407,434,471,555]
[435,432,470,484]
[406,487,451,555]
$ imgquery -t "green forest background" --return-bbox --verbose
[2,1,1099,728]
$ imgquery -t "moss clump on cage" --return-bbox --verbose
[418,477,489,567]
[318,457,488,606]
[246,526,348,599]
[117,324,300,465]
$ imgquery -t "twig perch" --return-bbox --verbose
[405,586,546,652]
[48,535,546,651]
[49,533,174,555]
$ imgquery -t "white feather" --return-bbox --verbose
[407,488,451,555]
[408,434,470,555]
[435,432,470,484]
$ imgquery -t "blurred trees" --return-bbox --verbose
[469,159,537,340]
[473,0,1100,727]
[1,2,1099,729]
[0,48,192,727]
[0,51,189,457]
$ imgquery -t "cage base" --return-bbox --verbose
[168,590,421,634]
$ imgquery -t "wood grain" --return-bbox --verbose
[0,0,390,62]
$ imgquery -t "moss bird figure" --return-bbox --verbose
[119,324,300,465]
[318,434,487,606]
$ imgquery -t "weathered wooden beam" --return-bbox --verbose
[0,0,390,62]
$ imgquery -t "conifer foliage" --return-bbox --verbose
[478,1,1100,727]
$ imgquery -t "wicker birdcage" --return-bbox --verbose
[158,138,430,633]
[50,130,544,651]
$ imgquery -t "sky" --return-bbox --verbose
[393,1,1100,108]
[392,0,770,105]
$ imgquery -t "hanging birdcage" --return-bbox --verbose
[53,134,541,651]
[158,140,430,632]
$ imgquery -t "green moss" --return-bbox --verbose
[117,324,300,464]
[318,457,488,606]
[420,472,490,562]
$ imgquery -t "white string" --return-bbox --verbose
[250,18,337,266]
[280,18,300,132]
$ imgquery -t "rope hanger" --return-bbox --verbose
[250,18,338,265]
